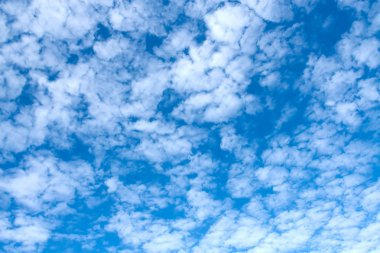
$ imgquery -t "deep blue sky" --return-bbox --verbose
[0,0,379,252]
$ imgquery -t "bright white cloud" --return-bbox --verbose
[0,0,379,252]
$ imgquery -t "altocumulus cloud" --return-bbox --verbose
[0,0,380,252]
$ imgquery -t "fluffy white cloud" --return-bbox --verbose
[0,154,94,211]
[0,213,50,252]
[205,4,251,44]
[0,0,379,252]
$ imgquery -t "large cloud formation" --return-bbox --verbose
[0,0,379,252]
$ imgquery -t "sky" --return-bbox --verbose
[0,0,379,252]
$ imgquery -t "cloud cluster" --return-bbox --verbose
[0,0,379,252]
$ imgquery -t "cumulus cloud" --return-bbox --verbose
[0,0,379,252]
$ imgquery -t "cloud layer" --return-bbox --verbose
[0,0,379,252]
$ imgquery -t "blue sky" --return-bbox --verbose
[0,0,379,252]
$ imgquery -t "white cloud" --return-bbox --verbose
[0,14,9,43]
[0,213,50,252]
[94,38,130,60]
[106,210,188,252]
[142,233,184,253]
[205,4,251,44]
[173,83,243,123]
[243,0,294,22]
[0,154,94,212]
[353,38,380,69]
[186,188,223,221]
[105,177,120,193]
[0,0,379,252]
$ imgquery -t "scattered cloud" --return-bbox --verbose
[0,0,379,252]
